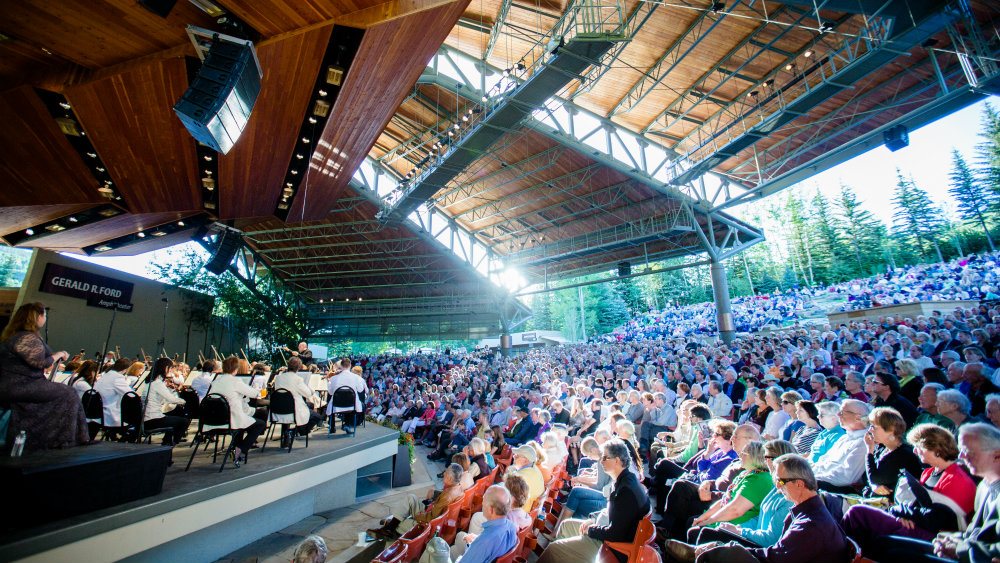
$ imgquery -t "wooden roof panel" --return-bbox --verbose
[0,85,105,206]
[0,0,215,70]
[217,25,333,219]
[287,0,471,222]
[17,210,193,250]
[65,57,202,213]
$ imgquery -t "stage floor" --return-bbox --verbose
[0,423,399,563]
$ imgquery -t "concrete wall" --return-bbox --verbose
[827,300,980,326]
[14,249,243,363]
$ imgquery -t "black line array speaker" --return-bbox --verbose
[204,230,242,275]
[174,40,261,154]
[618,261,631,277]
[883,125,909,152]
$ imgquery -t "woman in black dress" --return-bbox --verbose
[0,302,89,452]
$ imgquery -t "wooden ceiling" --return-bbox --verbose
[0,0,470,253]
[0,0,996,316]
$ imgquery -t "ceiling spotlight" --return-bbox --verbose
[308,117,317,124]
[68,216,78,223]
[286,182,293,187]
[345,298,349,302]
[86,152,97,158]
[516,61,526,71]
[502,69,510,77]
[151,231,166,237]
[59,102,71,110]
[462,115,469,122]
[448,130,454,137]
[318,89,328,97]
[25,228,34,236]
[749,90,759,98]
[453,123,460,130]
[95,245,112,252]
[203,155,213,161]
[319,299,324,303]
[290,169,299,175]
[137,232,146,238]
[804,50,813,58]
[296,153,304,159]
[481,96,488,103]
[785,63,794,71]
[764,79,774,87]
[204,169,212,175]
[711,1,725,13]
[302,137,311,143]
[178,221,185,227]
[820,22,834,33]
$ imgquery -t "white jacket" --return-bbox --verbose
[144,379,185,421]
[274,371,318,426]
[94,370,134,426]
[206,373,258,430]
[326,370,368,414]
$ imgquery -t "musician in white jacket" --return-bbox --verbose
[208,356,266,464]
[142,358,189,445]
[274,357,322,437]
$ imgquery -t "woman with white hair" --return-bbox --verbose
[937,389,978,433]
[810,401,845,462]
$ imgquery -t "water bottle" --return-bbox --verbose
[11,431,26,457]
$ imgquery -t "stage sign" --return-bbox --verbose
[523,332,537,342]
[40,263,135,312]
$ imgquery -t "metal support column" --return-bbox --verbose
[710,259,735,344]
[500,333,513,357]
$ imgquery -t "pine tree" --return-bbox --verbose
[949,149,995,251]
[977,103,1000,210]
[892,170,944,262]
[836,185,881,275]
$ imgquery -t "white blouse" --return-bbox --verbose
[144,379,186,421]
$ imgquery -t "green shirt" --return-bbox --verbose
[914,412,956,433]
[724,469,774,525]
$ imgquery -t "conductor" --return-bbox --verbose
[284,341,314,366]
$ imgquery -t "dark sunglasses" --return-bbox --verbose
[775,477,802,487]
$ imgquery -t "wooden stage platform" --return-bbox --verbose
[0,424,399,563]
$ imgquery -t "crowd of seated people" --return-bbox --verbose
[6,254,1000,561]
[353,295,1000,562]
[612,251,1000,340]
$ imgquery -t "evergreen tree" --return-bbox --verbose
[612,276,646,316]
[892,170,944,262]
[949,149,996,251]
[529,291,556,331]
[837,185,883,275]
[977,103,1000,209]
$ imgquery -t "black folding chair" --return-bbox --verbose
[81,389,104,440]
[113,391,144,443]
[178,388,200,420]
[329,386,360,436]
[185,393,240,472]
[262,389,307,452]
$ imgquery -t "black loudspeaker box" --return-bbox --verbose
[204,230,242,275]
[618,261,631,277]
[883,125,909,152]
[174,40,261,154]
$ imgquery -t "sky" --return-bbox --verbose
[773,97,994,225]
[68,96,999,282]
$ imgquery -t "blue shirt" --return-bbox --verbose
[739,486,793,546]
[809,426,846,463]
[461,516,518,563]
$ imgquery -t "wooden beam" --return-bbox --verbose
[259,0,464,48]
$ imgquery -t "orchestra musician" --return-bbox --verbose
[283,341,314,366]
[208,356,266,467]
